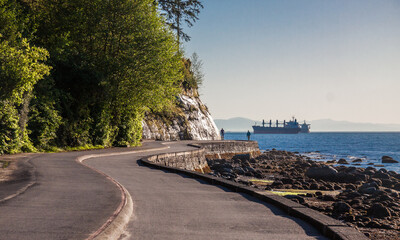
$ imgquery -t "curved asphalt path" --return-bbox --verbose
[87,141,328,240]
[0,141,328,240]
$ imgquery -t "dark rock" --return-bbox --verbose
[359,182,379,194]
[344,166,357,173]
[322,195,336,201]
[345,184,357,190]
[285,195,305,204]
[393,183,400,191]
[359,187,377,194]
[344,190,362,199]
[281,178,294,184]
[366,220,382,228]
[319,185,327,191]
[232,153,251,162]
[381,179,394,188]
[382,156,399,163]
[350,199,362,205]
[333,202,352,214]
[390,191,399,198]
[344,214,356,222]
[272,180,283,186]
[221,167,233,174]
[315,191,323,196]
[335,172,357,183]
[352,159,363,163]
[378,168,388,173]
[338,158,349,164]
[333,185,342,190]
[306,166,338,180]
[373,172,390,179]
[370,178,382,186]
[393,174,400,180]
[368,203,391,218]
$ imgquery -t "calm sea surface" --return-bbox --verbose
[224,132,400,173]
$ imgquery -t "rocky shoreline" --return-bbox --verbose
[207,150,400,240]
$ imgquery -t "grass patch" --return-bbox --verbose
[39,144,105,153]
[249,179,274,185]
[268,189,340,196]
[64,145,105,152]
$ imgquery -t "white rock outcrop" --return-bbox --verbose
[142,89,220,141]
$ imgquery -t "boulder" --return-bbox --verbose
[338,158,348,164]
[366,220,382,228]
[368,203,391,218]
[333,202,352,214]
[373,172,390,179]
[382,156,399,163]
[359,187,377,194]
[306,166,338,180]
[393,174,400,180]
[393,183,400,191]
[352,159,363,163]
[232,153,251,162]
[359,182,379,191]
[322,195,336,201]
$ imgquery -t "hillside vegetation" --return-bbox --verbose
[0,0,203,154]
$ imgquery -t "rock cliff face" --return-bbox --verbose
[142,89,220,141]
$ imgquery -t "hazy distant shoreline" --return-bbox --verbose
[215,117,400,132]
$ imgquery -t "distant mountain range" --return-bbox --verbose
[214,117,400,132]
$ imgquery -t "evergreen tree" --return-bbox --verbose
[157,0,203,43]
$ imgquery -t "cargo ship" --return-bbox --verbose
[300,121,311,133]
[252,117,310,134]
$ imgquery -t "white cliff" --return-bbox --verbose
[142,89,220,141]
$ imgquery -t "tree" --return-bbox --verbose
[30,0,183,147]
[157,0,203,43]
[190,52,204,87]
[0,36,51,154]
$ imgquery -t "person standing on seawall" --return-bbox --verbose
[220,128,225,140]
[247,130,251,141]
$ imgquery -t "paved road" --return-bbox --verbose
[87,142,328,240]
[0,141,328,240]
[0,143,164,240]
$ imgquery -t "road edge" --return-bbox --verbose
[0,156,38,204]
[76,146,169,240]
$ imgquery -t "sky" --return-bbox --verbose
[183,0,400,124]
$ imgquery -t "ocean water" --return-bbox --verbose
[224,132,400,173]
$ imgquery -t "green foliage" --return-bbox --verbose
[30,0,182,147]
[1,0,194,153]
[0,37,50,104]
[28,79,62,150]
[0,101,21,154]
[182,52,204,89]
[0,0,25,42]
[0,35,50,154]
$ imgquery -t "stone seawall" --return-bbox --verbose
[195,141,261,159]
[146,147,210,173]
[146,141,261,173]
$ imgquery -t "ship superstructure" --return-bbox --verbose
[252,117,310,134]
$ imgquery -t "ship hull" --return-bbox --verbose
[252,126,301,134]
